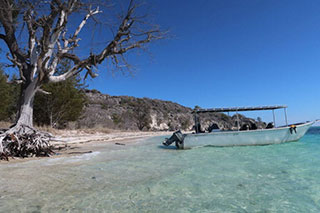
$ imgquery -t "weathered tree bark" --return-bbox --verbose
[15,80,38,128]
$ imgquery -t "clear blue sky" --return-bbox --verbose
[1,0,320,124]
[87,0,320,124]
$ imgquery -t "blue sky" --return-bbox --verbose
[87,0,320,124]
[1,0,320,124]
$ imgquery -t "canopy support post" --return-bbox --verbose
[236,111,240,131]
[272,109,276,127]
[284,108,288,126]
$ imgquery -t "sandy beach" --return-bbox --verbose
[52,130,173,153]
[0,130,172,163]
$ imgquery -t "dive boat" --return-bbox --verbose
[162,105,315,149]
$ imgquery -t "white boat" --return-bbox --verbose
[162,105,315,149]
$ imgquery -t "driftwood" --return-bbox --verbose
[68,151,93,155]
[0,129,7,134]
[0,125,53,161]
[115,142,126,146]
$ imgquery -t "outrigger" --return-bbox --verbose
[162,105,315,149]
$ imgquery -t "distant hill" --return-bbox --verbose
[76,90,266,131]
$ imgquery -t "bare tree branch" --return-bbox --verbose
[6,53,26,81]
[37,88,51,95]
[48,6,101,76]
[49,1,163,83]
[73,7,101,39]
[0,0,28,71]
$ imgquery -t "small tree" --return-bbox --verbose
[33,77,85,128]
[135,107,151,131]
[129,99,151,131]
[0,0,163,159]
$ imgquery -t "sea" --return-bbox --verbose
[1,127,320,212]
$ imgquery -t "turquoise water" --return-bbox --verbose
[1,127,320,212]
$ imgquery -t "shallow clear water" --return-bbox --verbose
[1,127,320,212]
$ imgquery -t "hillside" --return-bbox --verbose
[76,90,265,131]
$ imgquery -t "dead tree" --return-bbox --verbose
[0,0,163,159]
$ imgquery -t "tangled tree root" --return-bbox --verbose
[0,125,54,161]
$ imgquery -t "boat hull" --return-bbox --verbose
[182,121,314,148]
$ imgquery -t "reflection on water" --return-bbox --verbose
[1,127,320,212]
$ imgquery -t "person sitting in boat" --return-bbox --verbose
[266,122,274,129]
[250,123,258,130]
[194,123,205,133]
[208,123,220,132]
[240,124,250,131]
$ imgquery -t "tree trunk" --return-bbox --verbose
[15,80,38,128]
[0,76,54,160]
[0,73,54,160]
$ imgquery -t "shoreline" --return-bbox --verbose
[0,131,172,164]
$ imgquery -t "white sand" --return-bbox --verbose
[51,130,172,146]
[0,131,172,163]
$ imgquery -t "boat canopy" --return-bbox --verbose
[193,105,287,114]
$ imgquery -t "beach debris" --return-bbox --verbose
[0,129,7,134]
[68,151,93,155]
[0,125,53,160]
[115,142,126,146]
